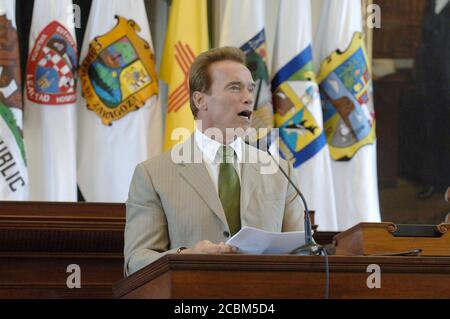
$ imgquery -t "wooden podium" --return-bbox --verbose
[2,201,449,299]
[333,222,450,256]
[113,253,450,299]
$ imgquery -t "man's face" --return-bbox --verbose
[199,60,255,137]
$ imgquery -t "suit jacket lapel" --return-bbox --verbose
[240,161,259,216]
[240,144,260,215]
[175,137,228,227]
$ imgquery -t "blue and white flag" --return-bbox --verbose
[272,0,338,231]
[219,0,274,146]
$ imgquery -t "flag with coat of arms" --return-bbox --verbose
[271,0,338,231]
[219,0,274,147]
[0,0,28,200]
[314,0,380,230]
[24,0,78,201]
[77,0,163,202]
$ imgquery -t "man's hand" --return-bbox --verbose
[180,240,238,254]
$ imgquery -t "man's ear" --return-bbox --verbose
[192,91,207,112]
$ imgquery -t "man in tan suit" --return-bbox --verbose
[124,47,304,276]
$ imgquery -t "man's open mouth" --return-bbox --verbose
[238,110,252,119]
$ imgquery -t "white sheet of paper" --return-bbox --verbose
[225,226,305,254]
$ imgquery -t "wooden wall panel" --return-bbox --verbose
[0,202,336,298]
[373,0,427,58]
[0,202,125,298]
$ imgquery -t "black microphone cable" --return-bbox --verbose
[320,246,329,299]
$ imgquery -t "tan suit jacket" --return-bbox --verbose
[124,137,304,275]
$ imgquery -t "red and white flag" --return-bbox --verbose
[24,0,78,201]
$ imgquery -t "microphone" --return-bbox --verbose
[266,147,321,256]
[445,187,450,202]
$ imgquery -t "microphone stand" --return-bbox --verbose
[266,146,330,298]
[266,148,321,256]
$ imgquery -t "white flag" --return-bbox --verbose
[0,0,28,200]
[314,0,380,230]
[24,0,78,201]
[219,0,274,146]
[272,0,338,231]
[78,0,162,202]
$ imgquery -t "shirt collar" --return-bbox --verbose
[194,129,243,163]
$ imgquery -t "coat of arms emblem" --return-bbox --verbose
[26,21,77,105]
[318,32,376,161]
[79,16,158,125]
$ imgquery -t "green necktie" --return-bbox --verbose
[218,145,241,236]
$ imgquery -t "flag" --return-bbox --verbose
[219,0,274,147]
[160,0,209,150]
[0,0,28,200]
[271,0,338,231]
[78,0,162,202]
[23,0,77,201]
[314,0,380,230]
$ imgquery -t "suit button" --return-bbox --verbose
[223,231,230,238]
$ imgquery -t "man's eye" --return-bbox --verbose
[229,85,240,91]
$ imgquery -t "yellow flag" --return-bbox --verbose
[161,0,209,150]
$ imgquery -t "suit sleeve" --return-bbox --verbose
[281,159,305,232]
[123,163,180,276]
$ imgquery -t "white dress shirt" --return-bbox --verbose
[194,129,243,194]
